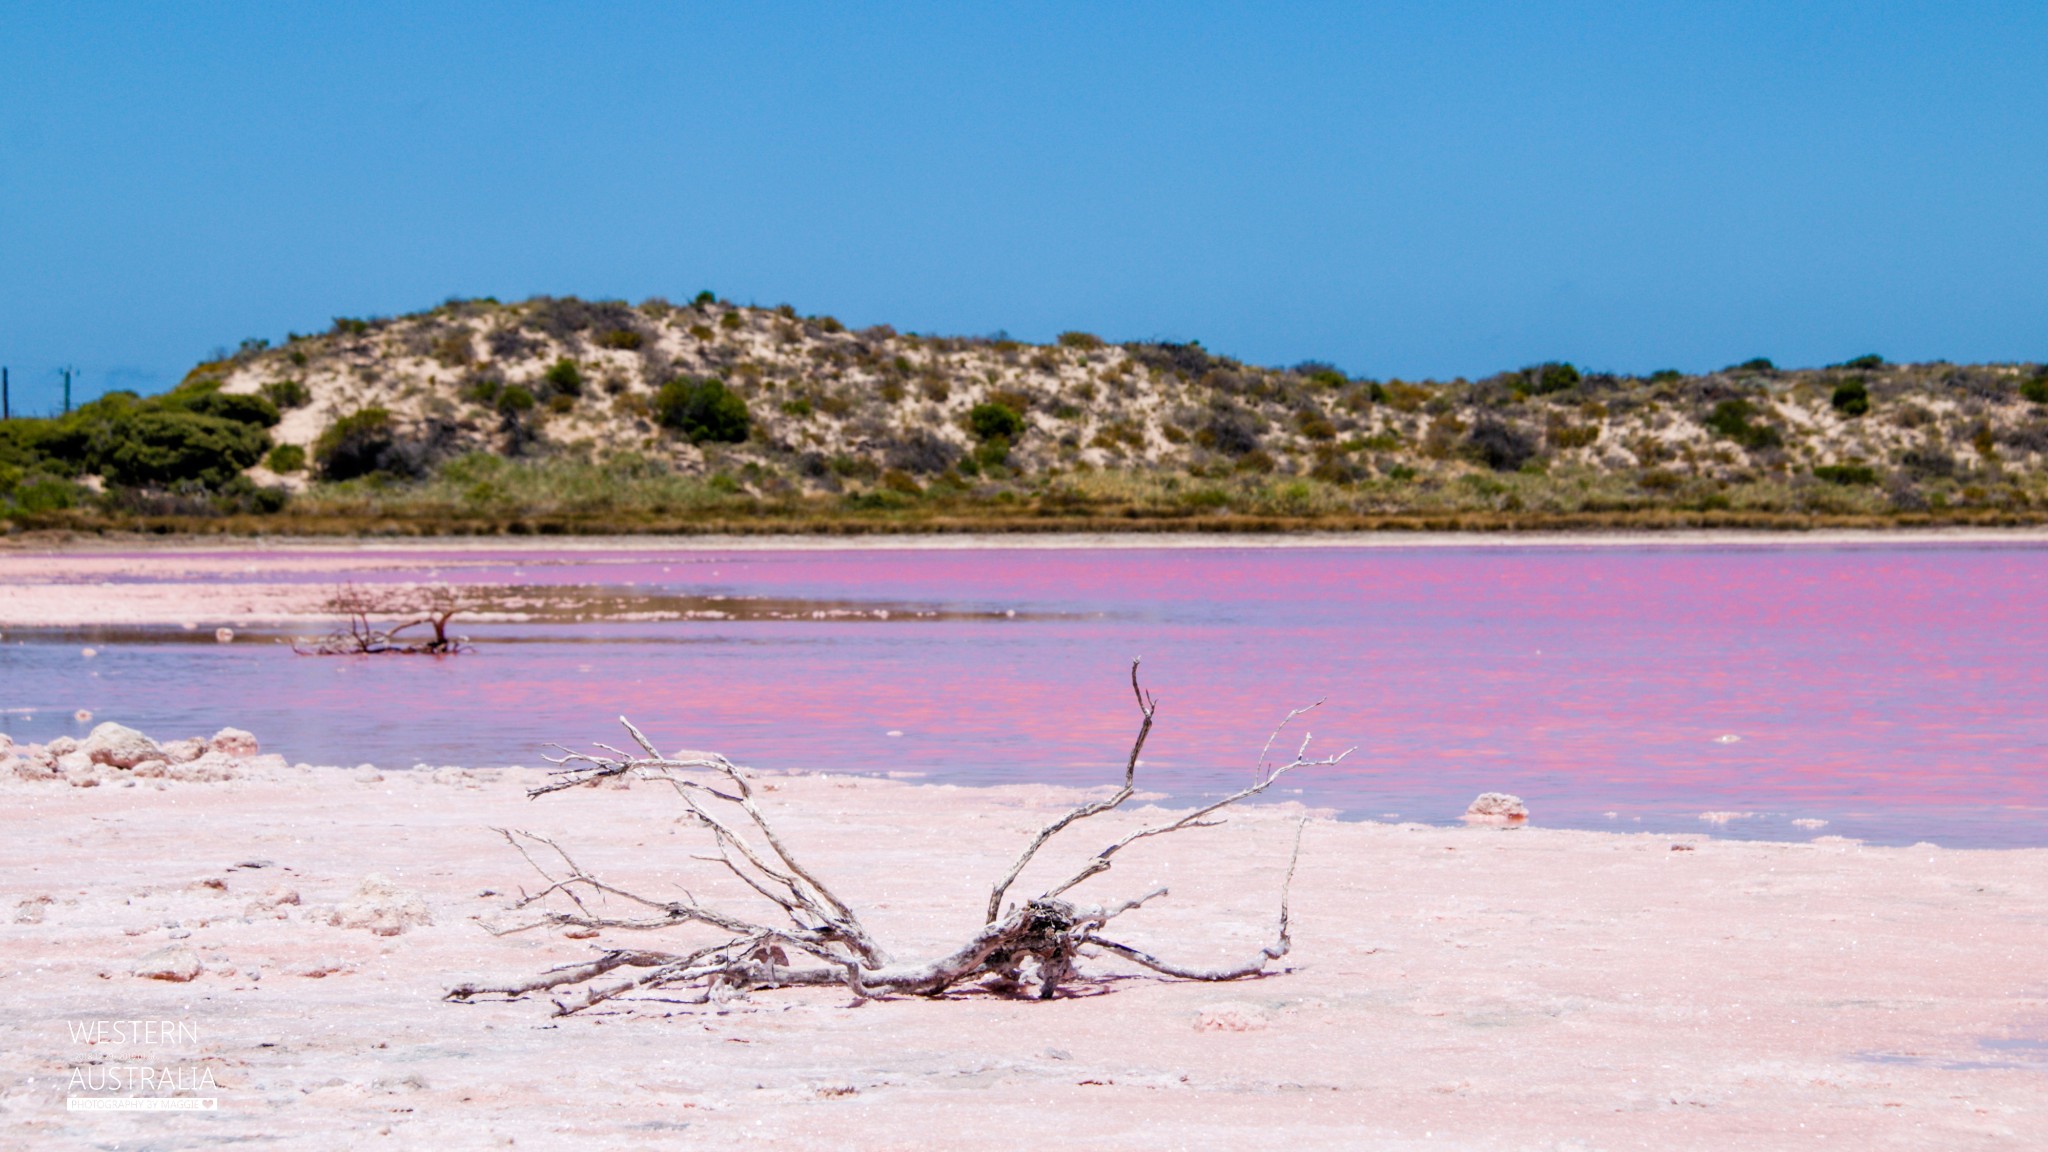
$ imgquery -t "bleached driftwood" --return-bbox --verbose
[447,663,1349,1015]
[291,582,471,655]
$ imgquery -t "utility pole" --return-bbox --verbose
[61,366,72,414]
[2,367,8,421]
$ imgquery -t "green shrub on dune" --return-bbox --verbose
[655,376,751,444]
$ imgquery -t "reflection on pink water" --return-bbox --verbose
[6,543,2046,845]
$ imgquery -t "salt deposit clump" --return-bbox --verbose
[133,945,204,982]
[3,721,281,786]
[209,728,260,757]
[81,722,163,769]
[1463,792,1528,826]
[329,874,433,937]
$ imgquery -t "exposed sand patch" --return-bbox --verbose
[3,757,2043,1147]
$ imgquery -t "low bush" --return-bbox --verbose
[1201,405,1260,456]
[595,328,643,351]
[266,443,307,473]
[968,401,1025,442]
[655,377,751,444]
[1057,331,1103,350]
[2022,376,2048,405]
[1294,410,1337,441]
[1528,362,1581,395]
[1831,379,1870,417]
[261,380,312,409]
[1466,417,1538,471]
[885,431,960,475]
[102,410,269,488]
[1814,463,1878,485]
[431,331,475,366]
[3,471,79,514]
[966,436,1012,472]
[315,407,401,481]
[543,359,585,397]
[180,390,281,428]
[1900,446,1956,478]
[1295,362,1346,389]
[1705,398,1782,450]
[1547,423,1600,450]
[497,385,536,414]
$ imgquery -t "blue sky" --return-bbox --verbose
[2,2,2043,411]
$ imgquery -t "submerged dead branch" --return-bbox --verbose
[291,582,473,655]
[447,662,1351,1013]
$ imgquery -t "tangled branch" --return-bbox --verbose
[448,662,1350,1014]
[291,582,472,655]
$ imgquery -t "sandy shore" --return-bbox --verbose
[3,755,2043,1149]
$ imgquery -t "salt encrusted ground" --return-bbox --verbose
[2,753,2043,1150]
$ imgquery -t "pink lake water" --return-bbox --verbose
[5,543,2046,846]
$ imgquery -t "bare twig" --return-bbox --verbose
[452,673,1345,1011]
[986,659,1154,923]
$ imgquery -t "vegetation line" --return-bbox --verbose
[5,296,2045,535]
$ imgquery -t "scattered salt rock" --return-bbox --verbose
[74,709,93,723]
[47,736,79,756]
[167,752,242,783]
[131,759,168,778]
[432,767,480,789]
[329,874,432,937]
[56,751,94,775]
[1462,792,1528,826]
[244,885,302,919]
[294,958,353,978]
[83,722,163,769]
[80,647,96,659]
[134,946,204,982]
[1195,1001,1269,1032]
[1791,818,1828,830]
[0,734,11,754]
[14,895,54,924]
[209,728,260,757]
[215,627,235,643]
[10,756,58,782]
[158,738,206,764]
[1699,811,1753,825]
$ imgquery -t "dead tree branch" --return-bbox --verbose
[291,581,473,655]
[449,662,1350,1013]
